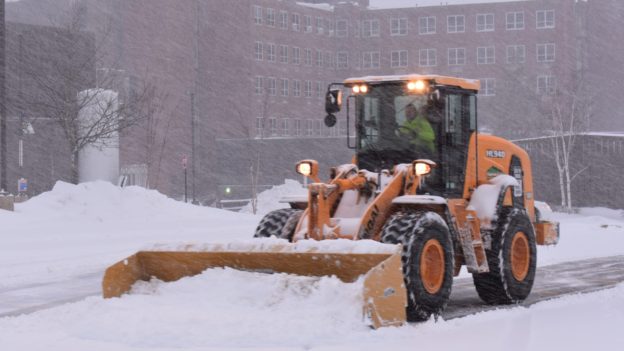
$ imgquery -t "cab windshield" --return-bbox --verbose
[353,83,476,197]
[356,84,442,169]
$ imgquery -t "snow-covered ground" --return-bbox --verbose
[1,181,623,350]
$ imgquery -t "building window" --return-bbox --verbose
[362,19,380,37]
[279,11,288,29]
[477,46,495,64]
[362,51,380,69]
[316,81,323,98]
[280,119,289,136]
[304,80,312,97]
[253,6,262,25]
[506,45,526,64]
[317,17,324,34]
[537,75,556,95]
[537,10,555,29]
[537,43,555,62]
[324,51,333,68]
[292,13,300,31]
[306,119,314,136]
[293,80,301,97]
[447,15,465,33]
[316,50,323,67]
[419,49,437,67]
[326,19,334,36]
[292,47,300,65]
[266,8,275,27]
[315,120,323,136]
[506,12,524,30]
[255,117,264,138]
[280,78,289,96]
[391,50,408,68]
[336,19,348,37]
[336,51,348,69]
[304,48,312,66]
[266,43,276,62]
[254,41,263,60]
[267,77,276,96]
[304,15,312,32]
[254,76,263,95]
[294,119,301,136]
[391,17,407,36]
[448,48,465,66]
[419,16,436,34]
[480,78,495,96]
[476,13,494,32]
[279,45,288,63]
[268,117,277,136]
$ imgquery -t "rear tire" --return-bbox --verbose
[472,208,537,304]
[253,208,303,241]
[381,211,454,321]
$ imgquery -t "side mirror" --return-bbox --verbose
[325,88,342,114]
[428,89,441,103]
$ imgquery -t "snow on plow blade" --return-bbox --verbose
[102,240,406,328]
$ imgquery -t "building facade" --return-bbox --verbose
[5,0,624,207]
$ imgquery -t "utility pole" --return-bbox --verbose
[0,0,7,192]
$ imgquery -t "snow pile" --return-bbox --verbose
[468,175,519,221]
[578,207,624,220]
[240,179,307,216]
[0,181,257,289]
[15,180,222,221]
[0,268,367,349]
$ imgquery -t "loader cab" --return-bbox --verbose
[338,77,478,198]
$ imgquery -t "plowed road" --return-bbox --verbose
[1,256,623,320]
[444,255,624,319]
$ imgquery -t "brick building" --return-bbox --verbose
[5,0,624,207]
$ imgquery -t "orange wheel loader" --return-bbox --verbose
[102,74,559,328]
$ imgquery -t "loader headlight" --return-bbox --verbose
[352,84,369,94]
[413,159,436,176]
[297,162,312,176]
[407,80,428,93]
[296,160,319,182]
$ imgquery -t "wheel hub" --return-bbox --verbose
[511,231,530,281]
[420,239,445,294]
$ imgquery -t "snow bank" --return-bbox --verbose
[0,268,368,349]
[0,181,257,289]
[1,273,623,350]
[240,179,307,216]
[14,180,228,221]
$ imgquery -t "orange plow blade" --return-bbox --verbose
[102,241,407,328]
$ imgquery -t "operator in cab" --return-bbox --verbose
[398,103,436,154]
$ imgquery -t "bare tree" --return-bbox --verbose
[21,1,162,183]
[546,84,592,211]
[227,86,275,214]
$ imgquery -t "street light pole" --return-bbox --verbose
[0,0,7,192]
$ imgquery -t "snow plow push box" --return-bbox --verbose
[102,243,407,329]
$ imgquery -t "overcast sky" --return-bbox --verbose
[368,0,522,8]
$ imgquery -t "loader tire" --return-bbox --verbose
[381,211,454,322]
[472,208,537,304]
[253,208,303,241]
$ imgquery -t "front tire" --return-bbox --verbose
[253,208,303,241]
[473,208,537,304]
[381,211,454,321]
